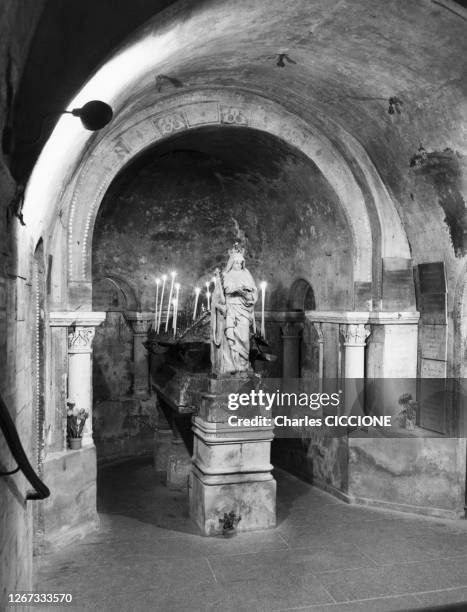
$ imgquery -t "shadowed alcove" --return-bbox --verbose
[90,125,354,468]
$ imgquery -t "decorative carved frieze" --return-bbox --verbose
[155,112,187,135]
[220,106,248,125]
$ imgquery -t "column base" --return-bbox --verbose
[189,466,276,536]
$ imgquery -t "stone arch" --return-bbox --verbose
[62,90,407,298]
[21,89,413,314]
[288,278,316,311]
[92,275,139,312]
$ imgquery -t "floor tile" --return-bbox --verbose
[34,461,467,612]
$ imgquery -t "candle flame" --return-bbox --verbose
[155,278,160,284]
[260,281,267,290]
[195,287,200,293]
[175,283,180,290]
[162,274,167,281]
[171,271,177,278]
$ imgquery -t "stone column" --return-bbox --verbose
[340,323,371,416]
[68,327,96,446]
[281,321,303,378]
[313,322,324,390]
[50,312,106,449]
[125,311,153,398]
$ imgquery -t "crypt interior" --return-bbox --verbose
[1,0,467,610]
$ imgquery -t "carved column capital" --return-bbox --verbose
[124,311,153,335]
[280,321,304,338]
[313,322,324,343]
[68,326,96,353]
[129,319,152,335]
[340,323,371,346]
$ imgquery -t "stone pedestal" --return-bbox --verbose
[167,439,192,491]
[189,375,276,536]
[166,414,192,491]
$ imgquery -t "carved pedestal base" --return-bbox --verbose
[189,375,276,536]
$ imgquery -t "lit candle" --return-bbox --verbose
[154,278,160,330]
[193,287,200,320]
[157,274,167,333]
[205,281,210,309]
[172,298,178,337]
[207,291,211,310]
[165,271,176,332]
[175,282,180,319]
[260,281,267,338]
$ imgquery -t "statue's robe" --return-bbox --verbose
[212,268,257,374]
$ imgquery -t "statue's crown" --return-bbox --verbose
[228,242,245,259]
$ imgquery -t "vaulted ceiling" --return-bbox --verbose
[13,0,467,184]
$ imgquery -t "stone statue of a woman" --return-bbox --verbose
[211,244,257,375]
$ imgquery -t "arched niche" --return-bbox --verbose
[288,278,316,311]
[92,276,139,312]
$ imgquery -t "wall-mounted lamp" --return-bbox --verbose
[2,100,113,156]
[64,100,113,131]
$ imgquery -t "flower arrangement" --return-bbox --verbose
[66,404,88,440]
[398,393,418,430]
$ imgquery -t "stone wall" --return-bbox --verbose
[0,1,45,607]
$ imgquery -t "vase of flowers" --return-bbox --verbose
[66,402,88,449]
[398,393,418,430]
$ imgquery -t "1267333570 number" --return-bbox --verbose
[8,593,73,605]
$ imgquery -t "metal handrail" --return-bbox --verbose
[0,394,50,500]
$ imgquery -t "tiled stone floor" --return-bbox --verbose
[34,458,467,611]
